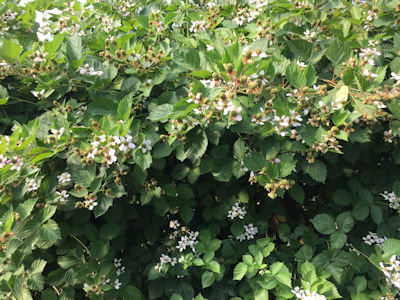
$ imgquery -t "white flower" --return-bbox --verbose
[0,154,8,168]
[78,64,104,76]
[114,278,122,290]
[84,197,98,210]
[56,190,69,202]
[236,223,258,241]
[304,29,316,41]
[26,178,38,192]
[140,140,152,153]
[297,60,307,69]
[381,191,400,210]
[169,220,180,229]
[32,89,45,98]
[50,127,65,140]
[57,172,71,183]
[228,202,247,220]
[10,156,24,171]
[206,44,214,51]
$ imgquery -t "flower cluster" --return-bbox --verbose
[236,224,258,241]
[380,255,400,290]
[291,287,327,300]
[155,254,178,272]
[176,230,199,252]
[79,131,136,166]
[25,178,38,192]
[78,64,104,76]
[227,202,247,220]
[381,191,400,210]
[358,42,381,65]
[113,258,126,277]
[0,155,24,171]
[362,231,387,248]
[232,0,269,26]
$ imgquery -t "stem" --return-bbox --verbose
[69,234,92,257]
[20,271,25,300]
[52,285,61,296]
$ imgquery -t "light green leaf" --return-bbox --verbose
[233,262,248,280]
[201,271,215,288]
[0,39,22,63]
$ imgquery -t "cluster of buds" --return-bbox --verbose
[264,179,294,199]
[142,178,162,194]
[83,283,104,297]
[255,18,276,42]
[148,9,165,34]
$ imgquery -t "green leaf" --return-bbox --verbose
[332,189,352,206]
[191,70,212,78]
[327,39,351,66]
[38,205,57,223]
[201,271,215,288]
[312,214,336,235]
[184,129,208,163]
[206,261,220,274]
[153,142,175,158]
[303,159,327,183]
[133,150,152,170]
[39,220,61,243]
[352,201,369,221]
[45,34,64,56]
[0,84,9,104]
[122,285,145,300]
[270,262,292,288]
[336,211,354,233]
[31,259,47,275]
[174,48,200,70]
[353,276,367,293]
[383,238,400,259]
[121,77,141,94]
[254,289,269,300]
[99,223,121,240]
[244,152,267,172]
[369,205,383,225]
[288,39,313,59]
[170,294,183,300]
[285,60,306,88]
[66,35,83,65]
[0,39,22,63]
[179,206,194,223]
[117,93,133,120]
[330,231,347,249]
[233,262,248,280]
[288,184,305,203]
[16,199,38,220]
[147,104,173,122]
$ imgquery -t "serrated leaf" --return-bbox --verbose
[184,129,208,163]
[148,104,173,122]
[312,214,336,235]
[327,39,351,66]
[233,262,248,280]
[0,39,22,63]
[303,159,327,183]
[201,271,215,288]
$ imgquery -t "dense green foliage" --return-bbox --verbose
[1,0,400,299]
